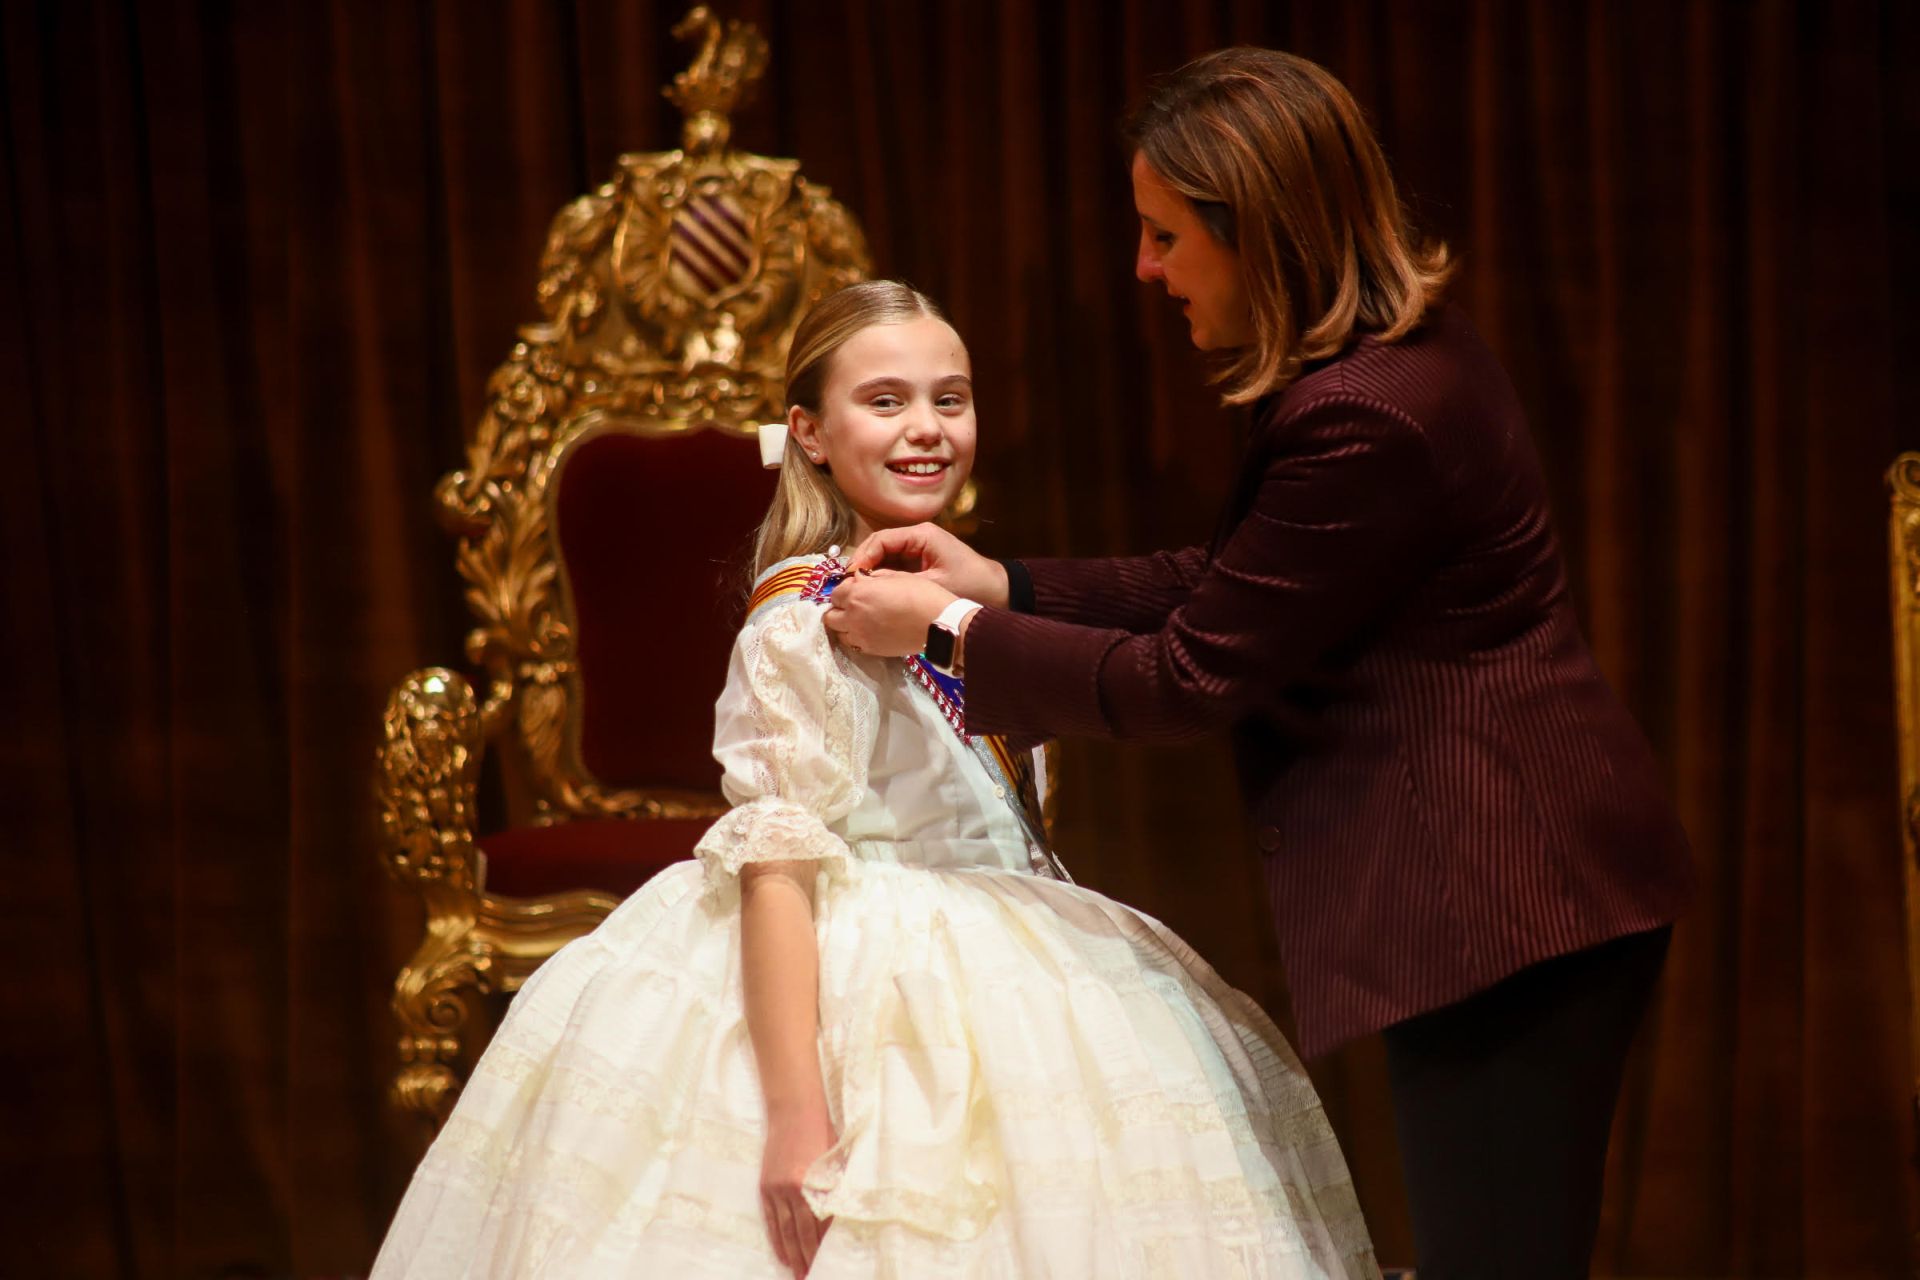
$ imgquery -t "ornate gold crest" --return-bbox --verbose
[523,4,871,435]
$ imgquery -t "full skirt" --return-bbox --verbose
[371,859,1377,1279]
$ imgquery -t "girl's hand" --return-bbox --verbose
[761,1104,836,1277]
[846,523,1009,607]
[824,570,955,657]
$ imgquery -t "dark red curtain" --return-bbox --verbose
[4,1,1914,1275]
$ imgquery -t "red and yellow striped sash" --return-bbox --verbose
[745,562,821,618]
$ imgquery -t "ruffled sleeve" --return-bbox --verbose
[692,595,876,890]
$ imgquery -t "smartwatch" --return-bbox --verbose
[924,599,982,674]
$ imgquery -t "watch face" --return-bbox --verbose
[924,623,956,669]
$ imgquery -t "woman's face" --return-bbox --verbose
[789,315,977,541]
[1131,152,1254,351]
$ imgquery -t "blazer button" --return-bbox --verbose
[1255,825,1281,853]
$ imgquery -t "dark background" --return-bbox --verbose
[4,0,1917,1275]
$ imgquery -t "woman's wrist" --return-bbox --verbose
[953,605,980,674]
[984,558,1012,609]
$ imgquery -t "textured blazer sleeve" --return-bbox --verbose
[1016,548,1211,632]
[965,396,1440,741]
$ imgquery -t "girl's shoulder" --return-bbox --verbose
[744,548,850,627]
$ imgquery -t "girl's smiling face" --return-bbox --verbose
[788,315,977,542]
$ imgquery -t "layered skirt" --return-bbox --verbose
[371,858,1377,1278]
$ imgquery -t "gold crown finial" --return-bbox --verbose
[664,6,769,154]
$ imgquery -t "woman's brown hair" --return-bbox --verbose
[1125,47,1452,402]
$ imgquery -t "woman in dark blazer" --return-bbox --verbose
[827,47,1692,1280]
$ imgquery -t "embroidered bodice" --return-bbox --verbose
[694,552,1058,884]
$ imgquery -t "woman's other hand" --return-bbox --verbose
[825,570,954,657]
[760,1103,835,1277]
[847,523,1009,607]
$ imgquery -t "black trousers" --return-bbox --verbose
[1381,925,1671,1280]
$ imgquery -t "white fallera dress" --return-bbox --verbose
[372,555,1378,1279]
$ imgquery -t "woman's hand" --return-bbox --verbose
[825,570,954,658]
[760,1103,836,1277]
[846,523,1009,608]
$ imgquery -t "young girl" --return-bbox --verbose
[370,281,1378,1279]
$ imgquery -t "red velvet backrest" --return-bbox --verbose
[555,427,778,792]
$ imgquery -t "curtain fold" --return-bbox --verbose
[3,1,1913,1274]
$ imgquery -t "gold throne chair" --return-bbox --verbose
[375,7,871,1127]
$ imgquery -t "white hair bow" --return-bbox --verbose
[757,422,788,470]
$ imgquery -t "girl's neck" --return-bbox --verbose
[841,509,931,555]
[848,511,916,550]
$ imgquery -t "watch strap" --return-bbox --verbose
[933,598,983,634]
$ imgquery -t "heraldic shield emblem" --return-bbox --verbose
[668,187,756,303]
[518,4,872,434]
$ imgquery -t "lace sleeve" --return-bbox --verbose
[692,599,876,888]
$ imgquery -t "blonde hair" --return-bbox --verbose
[750,280,948,576]
[1125,47,1453,403]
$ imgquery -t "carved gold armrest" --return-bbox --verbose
[376,667,501,1124]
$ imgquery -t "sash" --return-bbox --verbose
[744,553,1068,881]
[746,556,841,624]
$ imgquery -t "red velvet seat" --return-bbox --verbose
[457,426,774,899]
[561,429,774,796]
[480,818,711,899]
[455,425,774,906]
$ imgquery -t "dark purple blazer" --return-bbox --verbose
[965,305,1693,1058]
